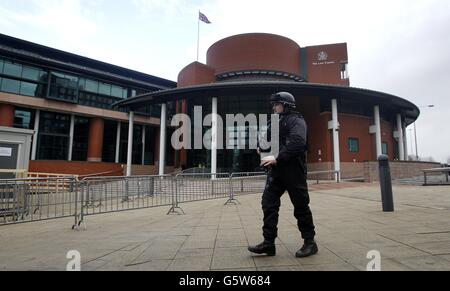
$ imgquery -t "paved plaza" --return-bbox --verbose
[0,182,449,271]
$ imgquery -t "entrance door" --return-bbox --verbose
[0,143,19,179]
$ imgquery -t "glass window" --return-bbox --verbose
[38,135,69,160]
[382,142,388,155]
[348,138,359,153]
[14,108,35,129]
[166,127,174,166]
[132,125,143,164]
[85,79,99,93]
[1,78,20,94]
[3,61,22,78]
[20,81,38,96]
[40,111,71,135]
[341,62,349,80]
[22,66,41,81]
[49,72,79,102]
[144,126,155,165]
[72,117,90,161]
[37,111,71,160]
[98,82,111,96]
[111,85,124,98]
[119,122,129,164]
[102,120,118,163]
[0,59,4,73]
[78,91,115,109]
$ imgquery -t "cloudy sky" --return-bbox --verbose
[1,0,449,162]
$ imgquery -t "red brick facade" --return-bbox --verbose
[87,117,104,162]
[207,34,302,77]
[305,43,349,86]
[0,103,15,127]
[177,33,401,165]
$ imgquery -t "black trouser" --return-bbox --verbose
[261,160,315,242]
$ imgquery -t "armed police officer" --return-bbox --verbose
[248,92,318,258]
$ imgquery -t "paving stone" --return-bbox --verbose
[2,183,450,271]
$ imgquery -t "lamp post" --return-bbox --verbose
[412,105,434,161]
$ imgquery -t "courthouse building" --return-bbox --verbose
[1,33,420,177]
[117,33,419,176]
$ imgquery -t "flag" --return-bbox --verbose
[199,11,211,24]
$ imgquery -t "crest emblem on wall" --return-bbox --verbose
[317,51,328,61]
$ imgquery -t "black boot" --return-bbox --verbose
[248,240,276,256]
[295,239,318,258]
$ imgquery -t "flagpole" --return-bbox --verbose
[197,10,200,62]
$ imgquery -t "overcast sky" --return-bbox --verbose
[1,0,449,162]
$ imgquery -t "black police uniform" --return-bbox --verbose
[261,110,316,243]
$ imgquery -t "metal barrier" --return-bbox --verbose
[1,170,340,229]
[74,175,174,229]
[0,177,78,225]
[225,172,267,205]
[422,167,450,186]
[307,170,341,184]
[169,173,231,214]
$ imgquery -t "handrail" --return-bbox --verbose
[422,167,450,186]
[307,170,341,184]
[422,167,450,173]
[77,168,124,180]
[27,172,79,179]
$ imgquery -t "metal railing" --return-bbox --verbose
[307,170,341,184]
[168,172,231,214]
[0,177,78,225]
[225,172,267,205]
[422,167,450,186]
[75,175,174,229]
[0,170,341,229]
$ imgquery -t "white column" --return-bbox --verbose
[159,104,167,175]
[396,114,404,160]
[211,97,218,177]
[31,109,40,160]
[126,111,134,176]
[374,106,382,158]
[329,99,340,181]
[68,114,75,161]
[115,121,121,163]
[403,123,408,160]
[141,125,146,165]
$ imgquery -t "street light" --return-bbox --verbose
[412,105,435,160]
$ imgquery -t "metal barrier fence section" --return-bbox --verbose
[167,173,231,214]
[1,170,340,228]
[77,175,174,227]
[0,177,78,225]
[226,172,267,205]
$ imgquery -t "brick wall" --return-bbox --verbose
[308,162,364,180]
[129,164,176,176]
[29,161,124,177]
[363,161,443,182]
[308,161,443,182]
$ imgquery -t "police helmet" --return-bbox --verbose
[269,92,296,108]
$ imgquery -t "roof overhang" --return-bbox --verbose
[114,80,420,125]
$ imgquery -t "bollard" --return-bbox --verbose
[378,155,394,212]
